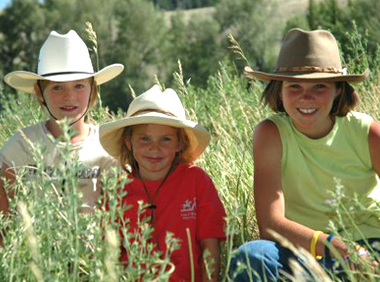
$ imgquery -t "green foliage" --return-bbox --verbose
[0,0,47,87]
[152,0,221,10]
[215,0,279,72]
[165,13,222,88]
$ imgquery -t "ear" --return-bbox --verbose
[335,85,342,97]
[176,142,181,153]
[34,83,45,104]
[124,135,132,151]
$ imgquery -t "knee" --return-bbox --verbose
[234,240,279,261]
[229,240,280,281]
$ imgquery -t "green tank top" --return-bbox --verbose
[270,111,380,240]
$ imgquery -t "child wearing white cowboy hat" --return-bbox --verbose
[99,84,226,282]
[229,28,380,281]
[0,30,124,219]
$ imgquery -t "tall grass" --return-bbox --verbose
[1,27,380,281]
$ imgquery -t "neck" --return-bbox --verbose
[137,162,178,181]
[45,118,90,144]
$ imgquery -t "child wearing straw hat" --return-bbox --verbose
[229,28,380,281]
[99,84,226,282]
[0,30,124,216]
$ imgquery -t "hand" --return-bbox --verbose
[345,247,379,281]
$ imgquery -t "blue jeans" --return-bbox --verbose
[229,239,380,282]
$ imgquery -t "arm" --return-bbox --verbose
[253,120,347,257]
[0,162,16,247]
[200,238,220,282]
[0,162,16,214]
[369,120,380,177]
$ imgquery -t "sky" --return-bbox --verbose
[0,0,44,10]
[0,0,12,10]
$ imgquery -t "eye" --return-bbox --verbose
[314,84,326,89]
[51,84,63,91]
[161,136,172,142]
[140,135,150,142]
[75,83,85,89]
[289,84,301,89]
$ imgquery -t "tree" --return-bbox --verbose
[0,0,47,93]
[215,0,280,73]
[103,0,169,111]
[164,11,222,88]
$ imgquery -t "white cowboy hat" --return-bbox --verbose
[4,30,124,93]
[99,84,210,162]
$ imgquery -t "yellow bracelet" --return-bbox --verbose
[310,231,323,258]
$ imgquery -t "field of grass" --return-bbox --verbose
[1,26,380,281]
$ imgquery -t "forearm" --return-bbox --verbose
[200,238,220,282]
[0,186,9,214]
[259,217,348,258]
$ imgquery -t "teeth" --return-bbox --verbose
[299,108,316,114]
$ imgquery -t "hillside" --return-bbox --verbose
[165,0,349,24]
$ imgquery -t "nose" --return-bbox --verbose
[149,141,160,150]
[300,89,314,101]
[62,87,76,100]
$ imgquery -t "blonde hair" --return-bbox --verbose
[119,125,191,173]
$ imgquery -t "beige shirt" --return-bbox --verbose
[0,121,117,212]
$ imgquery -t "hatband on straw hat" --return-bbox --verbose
[4,30,124,93]
[245,28,369,83]
[99,84,210,162]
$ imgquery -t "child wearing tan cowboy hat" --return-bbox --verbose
[0,30,124,218]
[99,84,226,282]
[229,28,380,281]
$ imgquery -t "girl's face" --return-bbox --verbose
[125,124,180,181]
[37,79,92,124]
[281,81,341,139]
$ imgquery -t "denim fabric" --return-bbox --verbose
[229,238,380,282]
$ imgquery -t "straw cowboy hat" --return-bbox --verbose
[4,30,124,93]
[99,84,210,162]
[245,28,369,82]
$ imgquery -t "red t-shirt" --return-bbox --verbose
[119,163,226,282]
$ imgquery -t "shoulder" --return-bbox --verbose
[2,122,44,149]
[344,111,373,127]
[178,163,211,179]
[253,119,282,153]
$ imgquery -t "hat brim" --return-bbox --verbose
[99,112,210,162]
[4,64,124,93]
[244,66,370,83]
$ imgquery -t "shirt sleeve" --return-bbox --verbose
[0,131,30,168]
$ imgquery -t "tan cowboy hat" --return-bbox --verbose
[245,28,369,82]
[99,84,210,162]
[4,30,124,93]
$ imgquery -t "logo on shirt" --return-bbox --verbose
[26,165,100,179]
[180,198,197,220]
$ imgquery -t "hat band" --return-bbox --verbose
[276,66,347,75]
[41,71,94,77]
[131,109,178,118]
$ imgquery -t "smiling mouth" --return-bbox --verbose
[60,106,77,111]
[298,108,317,114]
[145,157,163,162]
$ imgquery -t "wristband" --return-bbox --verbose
[310,231,323,259]
[324,234,335,263]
